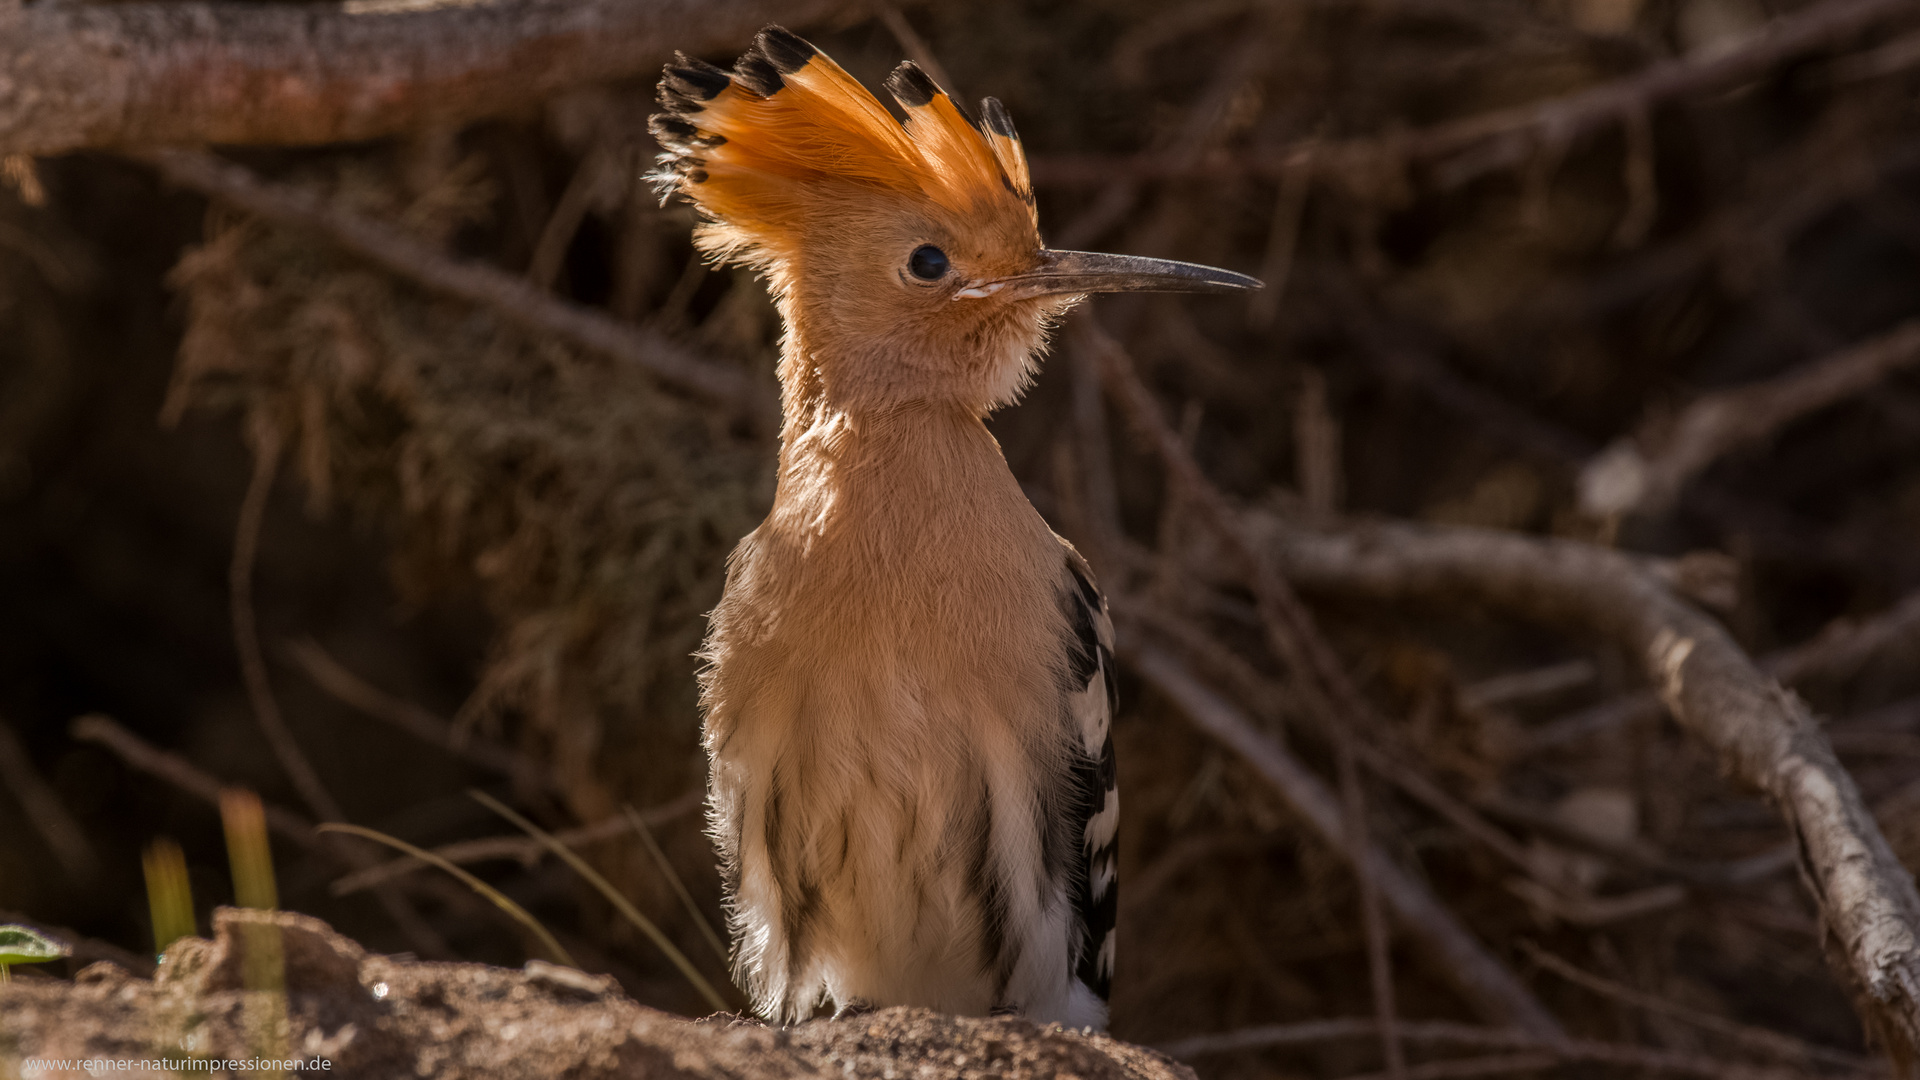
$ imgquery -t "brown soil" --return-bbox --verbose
[0,908,1192,1080]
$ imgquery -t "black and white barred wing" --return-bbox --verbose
[1063,555,1119,1001]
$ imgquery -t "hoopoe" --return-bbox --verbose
[650,26,1258,1028]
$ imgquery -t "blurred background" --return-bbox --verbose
[3,0,1920,1075]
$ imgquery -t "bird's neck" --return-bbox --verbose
[768,395,1033,555]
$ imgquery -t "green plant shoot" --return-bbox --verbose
[0,924,70,982]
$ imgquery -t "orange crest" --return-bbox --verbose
[650,27,1037,270]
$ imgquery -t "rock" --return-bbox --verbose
[0,909,1195,1080]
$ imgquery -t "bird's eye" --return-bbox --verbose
[908,245,950,281]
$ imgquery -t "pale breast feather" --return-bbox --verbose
[1062,554,1118,1001]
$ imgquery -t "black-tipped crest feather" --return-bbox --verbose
[662,53,731,107]
[885,62,939,108]
[982,97,1019,139]
[651,116,698,143]
[756,26,816,74]
[649,26,1042,240]
[734,53,785,97]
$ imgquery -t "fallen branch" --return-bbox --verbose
[1579,320,1920,517]
[1127,643,1565,1040]
[1527,587,1920,752]
[1260,515,1920,1054]
[1029,0,1920,191]
[140,148,776,421]
[0,0,858,156]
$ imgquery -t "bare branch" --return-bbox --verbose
[141,148,776,421]
[1261,516,1920,1053]
[0,0,861,156]
[71,712,490,940]
[1522,945,1875,1072]
[1580,320,1920,517]
[328,789,701,895]
[1127,643,1565,1040]
[230,431,340,825]
[1029,0,1920,190]
[286,637,557,798]
[1084,316,1563,1039]
[1527,587,1920,753]
[71,713,324,854]
[0,716,97,883]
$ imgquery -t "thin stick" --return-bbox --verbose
[469,791,731,1013]
[72,713,466,954]
[230,436,338,825]
[1341,739,1405,1079]
[1086,318,1564,1038]
[527,146,612,292]
[286,637,556,796]
[1268,515,1920,1052]
[330,790,702,895]
[229,438,448,957]
[1522,945,1872,1071]
[623,804,729,968]
[1127,643,1564,1041]
[1027,0,1920,191]
[73,713,325,854]
[320,822,573,969]
[1580,319,1920,516]
[1528,588,1920,752]
[0,715,97,882]
[141,148,772,422]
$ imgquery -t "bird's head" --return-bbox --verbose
[652,27,1258,419]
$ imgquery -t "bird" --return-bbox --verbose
[650,25,1259,1029]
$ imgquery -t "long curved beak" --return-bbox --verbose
[971,249,1262,301]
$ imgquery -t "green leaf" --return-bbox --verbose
[0,925,72,966]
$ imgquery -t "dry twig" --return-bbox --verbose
[230,434,338,825]
[141,148,774,420]
[0,716,96,883]
[286,637,557,798]
[71,713,324,854]
[227,431,450,958]
[329,789,703,895]
[1127,643,1563,1040]
[1029,0,1920,190]
[1263,515,1920,1053]
[1523,944,1875,1071]
[1527,587,1920,752]
[1580,320,1920,517]
[1084,316,1562,1038]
